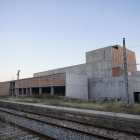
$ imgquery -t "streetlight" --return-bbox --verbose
[16,70,20,98]
[12,77,14,100]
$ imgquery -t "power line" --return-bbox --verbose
[127,45,140,48]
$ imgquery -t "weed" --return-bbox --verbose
[1,95,140,115]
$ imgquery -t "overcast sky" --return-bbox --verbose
[0,0,140,82]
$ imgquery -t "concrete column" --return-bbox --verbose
[22,88,24,95]
[139,93,140,103]
[14,89,16,95]
[51,87,54,95]
[30,88,32,95]
[39,87,42,94]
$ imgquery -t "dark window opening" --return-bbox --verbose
[54,86,65,96]
[134,92,140,103]
[19,88,26,95]
[19,88,22,95]
[32,88,39,95]
[10,82,15,88]
[42,87,51,94]
[23,88,26,95]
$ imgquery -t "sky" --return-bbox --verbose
[0,0,140,82]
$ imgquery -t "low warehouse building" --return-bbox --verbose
[0,45,140,102]
[0,73,88,99]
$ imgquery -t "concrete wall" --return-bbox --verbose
[34,46,113,80]
[34,64,86,77]
[89,77,125,101]
[66,73,88,100]
[128,77,140,102]
[89,76,140,102]
[86,61,112,79]
[86,46,113,80]
[86,46,112,63]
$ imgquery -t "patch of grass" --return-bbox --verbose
[1,94,140,115]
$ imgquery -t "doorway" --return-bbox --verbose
[134,92,140,103]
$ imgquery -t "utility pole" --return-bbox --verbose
[123,38,129,109]
[12,77,14,100]
[16,70,20,98]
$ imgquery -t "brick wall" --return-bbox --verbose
[112,45,137,77]
[31,78,39,87]
[52,74,65,86]
[113,67,139,77]
[22,79,31,87]
[40,76,51,87]
[0,89,10,95]
[0,82,10,95]
[15,74,66,88]
[0,82,10,89]
[112,67,121,77]
[112,45,137,71]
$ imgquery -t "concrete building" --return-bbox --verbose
[0,45,140,102]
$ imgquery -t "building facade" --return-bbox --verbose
[0,45,140,102]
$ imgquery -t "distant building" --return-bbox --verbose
[0,45,140,102]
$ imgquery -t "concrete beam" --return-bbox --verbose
[51,87,54,95]
[14,89,16,96]
[30,88,32,95]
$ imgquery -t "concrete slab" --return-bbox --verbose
[1,100,140,121]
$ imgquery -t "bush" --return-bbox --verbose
[0,95,10,100]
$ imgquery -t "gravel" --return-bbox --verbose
[0,120,45,140]
[0,107,140,140]
[0,111,100,140]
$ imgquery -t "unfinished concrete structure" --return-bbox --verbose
[0,45,140,102]
[0,73,88,99]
